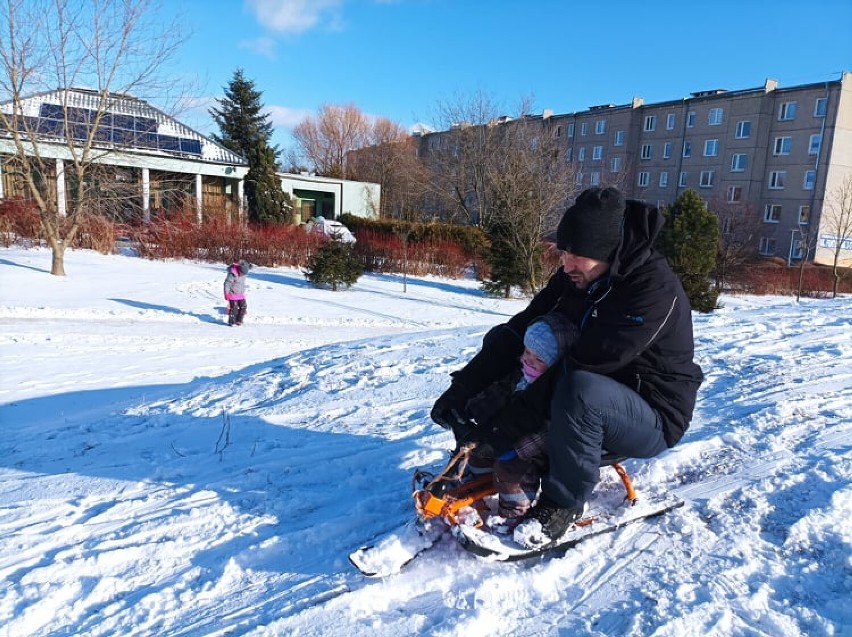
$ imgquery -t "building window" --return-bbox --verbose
[764,204,782,222]
[660,171,669,187]
[554,125,562,138]
[638,172,650,187]
[610,156,622,173]
[666,113,676,130]
[686,111,696,128]
[769,171,786,189]
[679,171,688,187]
[663,142,672,159]
[803,170,816,190]
[592,146,603,160]
[704,139,719,157]
[773,136,792,155]
[641,143,652,160]
[700,170,715,187]
[727,185,742,202]
[815,98,827,117]
[614,130,625,146]
[791,239,806,260]
[682,141,692,158]
[578,147,586,162]
[567,122,575,138]
[760,237,777,255]
[595,120,606,134]
[779,101,797,120]
[644,115,656,132]
[566,147,573,162]
[709,108,724,125]
[731,153,748,172]
[590,171,601,186]
[575,172,584,185]
[799,205,810,225]
[735,120,751,139]
[809,134,821,155]
[580,122,589,136]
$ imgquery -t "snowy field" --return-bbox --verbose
[0,246,850,637]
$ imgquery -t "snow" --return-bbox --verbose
[0,246,850,637]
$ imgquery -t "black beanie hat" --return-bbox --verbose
[556,187,626,261]
[238,260,251,275]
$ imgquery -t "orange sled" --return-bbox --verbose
[412,444,637,528]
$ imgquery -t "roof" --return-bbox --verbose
[0,88,247,166]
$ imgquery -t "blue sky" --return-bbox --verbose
[159,0,851,153]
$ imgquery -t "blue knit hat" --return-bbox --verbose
[523,320,560,367]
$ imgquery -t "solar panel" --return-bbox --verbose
[18,101,204,158]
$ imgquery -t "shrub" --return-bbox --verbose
[0,198,42,246]
[305,238,364,290]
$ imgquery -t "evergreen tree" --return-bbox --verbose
[305,239,364,291]
[210,69,290,224]
[658,189,720,312]
[481,219,537,298]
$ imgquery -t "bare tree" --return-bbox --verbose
[0,0,185,275]
[484,114,576,293]
[794,222,819,302]
[347,117,429,220]
[420,90,506,226]
[708,197,761,291]
[291,103,369,179]
[821,176,852,298]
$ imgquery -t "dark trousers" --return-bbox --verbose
[543,369,667,509]
[228,300,247,325]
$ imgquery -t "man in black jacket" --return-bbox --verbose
[431,187,703,548]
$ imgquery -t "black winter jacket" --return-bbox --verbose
[454,200,703,449]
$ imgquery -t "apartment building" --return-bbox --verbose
[419,73,852,267]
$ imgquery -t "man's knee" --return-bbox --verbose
[552,369,605,417]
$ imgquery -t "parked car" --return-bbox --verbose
[305,216,356,244]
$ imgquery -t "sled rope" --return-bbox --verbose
[415,442,476,493]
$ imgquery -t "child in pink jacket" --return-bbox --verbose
[224,260,251,326]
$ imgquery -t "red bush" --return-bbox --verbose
[0,198,42,246]
[354,229,485,278]
[728,262,852,297]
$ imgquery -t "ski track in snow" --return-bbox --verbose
[0,249,850,636]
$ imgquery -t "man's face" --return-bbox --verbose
[560,251,610,289]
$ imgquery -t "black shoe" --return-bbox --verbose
[513,494,586,548]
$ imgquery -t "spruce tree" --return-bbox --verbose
[482,219,535,298]
[210,69,290,224]
[658,189,720,312]
[305,239,364,291]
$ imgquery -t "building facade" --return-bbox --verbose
[278,172,380,224]
[0,88,249,223]
[0,88,381,227]
[416,73,852,267]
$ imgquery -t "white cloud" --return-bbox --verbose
[266,104,312,129]
[245,0,343,34]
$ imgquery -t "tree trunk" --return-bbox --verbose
[51,242,67,276]
[44,230,67,276]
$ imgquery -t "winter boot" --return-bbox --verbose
[512,494,586,548]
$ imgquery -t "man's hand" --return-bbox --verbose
[430,383,469,429]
